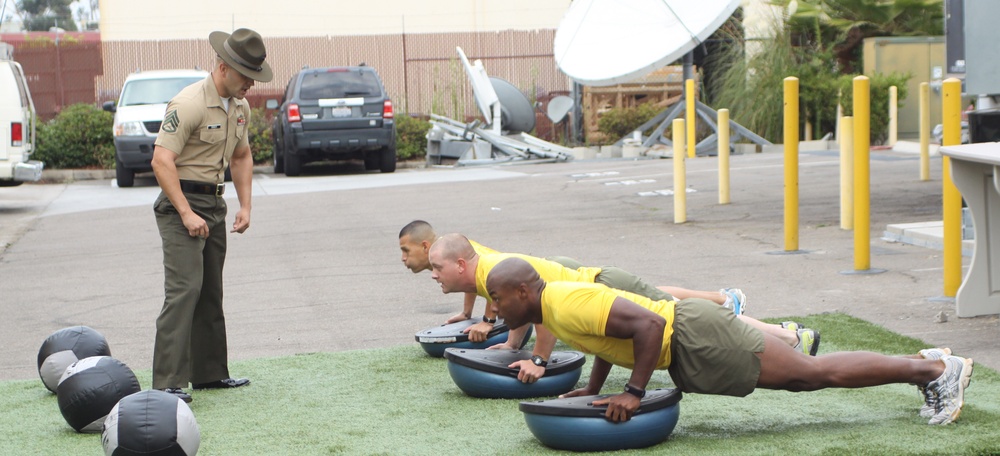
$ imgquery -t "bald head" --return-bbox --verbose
[429,233,476,263]
[486,257,541,293]
[485,257,544,329]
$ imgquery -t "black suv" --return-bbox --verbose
[270,65,396,176]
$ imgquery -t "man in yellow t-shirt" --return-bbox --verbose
[485,257,973,427]
[427,233,810,385]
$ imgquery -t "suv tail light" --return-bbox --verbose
[287,103,301,123]
[383,100,394,119]
[11,122,23,146]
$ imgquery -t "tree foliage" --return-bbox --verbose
[17,0,77,31]
[706,2,928,144]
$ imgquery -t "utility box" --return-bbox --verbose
[863,36,944,138]
[963,1,1000,95]
[967,109,1000,144]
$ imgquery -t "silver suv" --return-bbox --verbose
[269,65,396,176]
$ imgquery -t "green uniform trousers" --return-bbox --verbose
[152,191,231,389]
[547,256,675,302]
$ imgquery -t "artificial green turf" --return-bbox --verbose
[5,313,999,455]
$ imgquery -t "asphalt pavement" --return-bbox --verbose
[1,149,996,383]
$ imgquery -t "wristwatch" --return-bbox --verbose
[623,384,646,399]
[482,315,497,324]
[530,355,548,367]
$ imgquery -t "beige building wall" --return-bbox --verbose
[97,0,572,40]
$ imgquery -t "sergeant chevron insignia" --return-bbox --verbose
[162,109,180,133]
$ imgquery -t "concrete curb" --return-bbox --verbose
[39,160,428,184]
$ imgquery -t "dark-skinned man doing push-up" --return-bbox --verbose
[484,257,972,426]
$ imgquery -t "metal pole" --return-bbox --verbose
[920,82,930,181]
[686,79,695,159]
[673,118,686,224]
[853,76,871,271]
[718,108,730,205]
[840,116,854,230]
[783,77,799,252]
[942,78,963,297]
[889,85,898,146]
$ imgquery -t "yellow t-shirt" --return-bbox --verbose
[468,239,498,256]
[475,253,603,300]
[540,281,675,370]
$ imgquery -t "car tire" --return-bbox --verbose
[284,150,302,177]
[363,153,379,171]
[273,146,284,174]
[116,156,135,188]
[379,147,396,173]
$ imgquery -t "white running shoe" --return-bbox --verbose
[721,288,747,315]
[926,354,974,425]
[917,348,952,418]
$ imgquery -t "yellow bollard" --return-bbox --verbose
[853,76,871,271]
[840,116,854,230]
[784,77,799,252]
[920,82,930,181]
[673,118,686,224]
[718,109,730,205]
[889,85,898,146]
[686,79,696,159]
[942,78,963,297]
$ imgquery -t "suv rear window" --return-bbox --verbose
[299,70,382,100]
[120,77,204,107]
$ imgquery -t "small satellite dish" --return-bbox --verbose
[489,77,536,133]
[554,0,740,86]
[457,47,499,124]
[546,96,575,123]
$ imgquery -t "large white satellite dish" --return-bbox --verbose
[554,0,741,86]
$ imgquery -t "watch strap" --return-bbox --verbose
[623,383,646,399]
[482,315,497,324]
[530,355,548,367]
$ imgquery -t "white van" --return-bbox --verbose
[102,69,208,187]
[0,58,43,186]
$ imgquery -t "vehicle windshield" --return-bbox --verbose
[299,70,381,99]
[119,77,204,106]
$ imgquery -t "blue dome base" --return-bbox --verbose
[446,359,582,399]
[524,402,679,451]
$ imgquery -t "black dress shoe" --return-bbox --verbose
[159,387,192,403]
[191,378,251,390]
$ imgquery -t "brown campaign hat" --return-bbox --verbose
[209,28,273,82]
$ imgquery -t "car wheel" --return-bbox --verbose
[379,147,396,173]
[116,156,135,188]
[285,150,302,177]
[363,153,379,171]
[273,145,284,174]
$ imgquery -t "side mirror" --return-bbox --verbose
[265,99,279,110]
[102,100,116,113]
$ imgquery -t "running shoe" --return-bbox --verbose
[927,355,974,425]
[721,288,747,315]
[917,348,952,418]
[789,326,820,356]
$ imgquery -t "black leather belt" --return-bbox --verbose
[179,180,225,196]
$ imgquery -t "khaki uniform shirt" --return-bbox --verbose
[154,75,250,183]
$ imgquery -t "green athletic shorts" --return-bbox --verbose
[667,298,764,397]
[594,266,675,301]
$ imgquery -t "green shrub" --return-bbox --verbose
[395,114,432,160]
[838,72,911,145]
[597,103,661,140]
[34,103,114,169]
[248,107,273,164]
